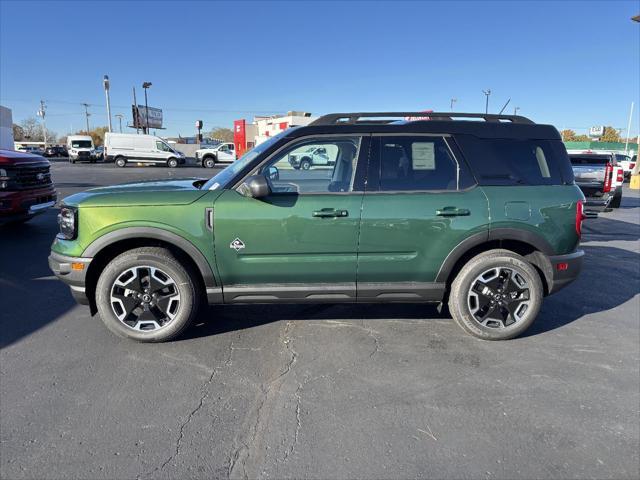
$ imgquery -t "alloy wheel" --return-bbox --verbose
[467,266,531,328]
[110,266,181,332]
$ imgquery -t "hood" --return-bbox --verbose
[63,178,211,207]
[0,149,49,166]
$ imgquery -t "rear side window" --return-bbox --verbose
[374,136,475,191]
[455,136,571,185]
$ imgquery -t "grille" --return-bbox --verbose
[14,165,52,189]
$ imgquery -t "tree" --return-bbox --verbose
[209,127,234,143]
[12,124,24,141]
[560,129,577,141]
[17,117,57,143]
[574,134,591,142]
[73,126,109,146]
[600,126,621,143]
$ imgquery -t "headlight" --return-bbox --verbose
[57,206,78,240]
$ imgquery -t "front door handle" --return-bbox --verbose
[436,207,470,217]
[312,208,349,218]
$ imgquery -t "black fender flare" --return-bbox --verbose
[435,228,555,284]
[82,227,217,287]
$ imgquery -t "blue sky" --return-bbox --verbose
[1,0,638,138]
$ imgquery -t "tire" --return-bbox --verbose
[300,158,312,170]
[448,249,543,340]
[203,156,216,168]
[610,188,622,208]
[95,247,200,342]
[167,158,178,168]
[115,157,127,168]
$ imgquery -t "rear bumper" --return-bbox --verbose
[548,250,584,295]
[48,251,92,305]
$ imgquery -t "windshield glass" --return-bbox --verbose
[71,140,92,148]
[202,131,290,190]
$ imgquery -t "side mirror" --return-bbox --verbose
[238,175,271,198]
[267,166,280,181]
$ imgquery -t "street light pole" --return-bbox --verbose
[37,100,47,148]
[482,89,491,114]
[624,101,634,155]
[103,75,112,132]
[450,98,457,111]
[142,82,152,135]
[115,114,124,133]
[514,106,520,116]
[82,103,91,133]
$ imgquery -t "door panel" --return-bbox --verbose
[358,188,489,283]
[357,135,489,287]
[213,190,363,288]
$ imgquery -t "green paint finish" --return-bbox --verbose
[212,189,363,285]
[483,185,584,254]
[358,187,490,283]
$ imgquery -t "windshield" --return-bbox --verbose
[202,131,290,190]
[71,140,92,148]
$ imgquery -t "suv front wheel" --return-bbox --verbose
[448,249,543,340]
[95,247,200,342]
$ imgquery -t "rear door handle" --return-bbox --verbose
[436,207,470,217]
[313,208,349,218]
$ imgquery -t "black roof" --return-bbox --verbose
[292,112,561,140]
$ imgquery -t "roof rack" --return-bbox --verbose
[309,112,535,126]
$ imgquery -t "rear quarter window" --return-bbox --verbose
[454,135,572,185]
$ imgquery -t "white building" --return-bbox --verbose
[254,111,316,145]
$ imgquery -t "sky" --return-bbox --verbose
[1,0,639,139]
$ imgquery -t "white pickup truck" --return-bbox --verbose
[568,151,624,210]
[194,142,236,168]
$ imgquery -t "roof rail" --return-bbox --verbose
[309,112,535,126]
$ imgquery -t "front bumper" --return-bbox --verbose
[548,250,584,295]
[0,186,57,222]
[48,251,92,305]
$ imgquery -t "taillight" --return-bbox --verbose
[616,169,623,183]
[630,163,636,170]
[576,200,585,238]
[603,163,613,193]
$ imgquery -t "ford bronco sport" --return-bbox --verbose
[49,112,585,342]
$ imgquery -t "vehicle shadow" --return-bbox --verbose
[183,243,639,341]
[582,216,640,241]
[0,212,76,349]
[619,195,640,209]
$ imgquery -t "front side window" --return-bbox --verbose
[377,136,461,191]
[156,141,172,152]
[258,136,362,194]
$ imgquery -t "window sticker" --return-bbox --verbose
[412,142,436,170]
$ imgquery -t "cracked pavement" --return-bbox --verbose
[1,164,639,479]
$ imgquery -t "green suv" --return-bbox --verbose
[49,112,585,342]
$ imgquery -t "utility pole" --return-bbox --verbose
[103,75,112,132]
[132,87,139,134]
[450,98,457,111]
[514,106,520,116]
[624,101,634,155]
[115,114,124,133]
[482,89,491,114]
[37,100,47,148]
[82,103,91,133]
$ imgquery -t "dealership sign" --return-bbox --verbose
[132,105,163,129]
[589,126,605,137]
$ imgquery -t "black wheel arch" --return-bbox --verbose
[437,229,555,296]
[82,227,217,315]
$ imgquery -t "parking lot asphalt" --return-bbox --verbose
[1,162,639,480]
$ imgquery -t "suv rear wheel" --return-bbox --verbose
[95,247,200,342]
[448,249,543,340]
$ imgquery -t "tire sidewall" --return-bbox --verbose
[301,159,311,170]
[95,250,197,342]
[115,157,126,167]
[167,158,178,168]
[449,252,543,340]
[204,157,215,168]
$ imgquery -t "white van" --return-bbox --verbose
[67,135,95,163]
[104,133,186,168]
